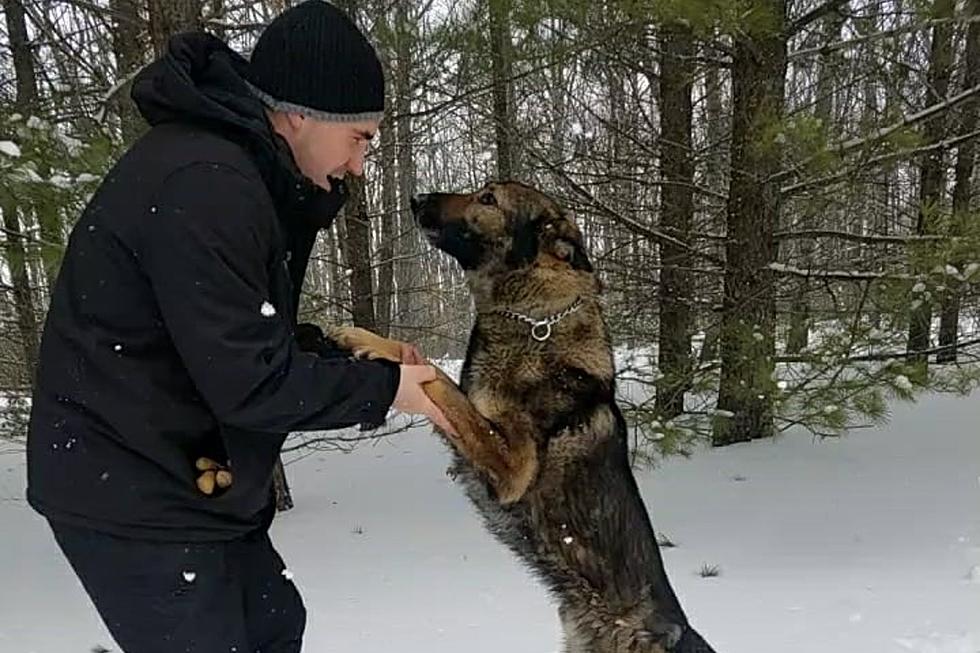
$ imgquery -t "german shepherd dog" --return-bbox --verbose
[198,182,717,652]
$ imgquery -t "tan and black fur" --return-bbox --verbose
[406,182,716,653]
[368,183,713,653]
[204,182,717,652]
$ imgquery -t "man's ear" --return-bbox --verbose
[266,110,305,140]
[286,111,305,131]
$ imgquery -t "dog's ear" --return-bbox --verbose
[507,207,593,272]
[505,210,542,268]
[545,219,593,272]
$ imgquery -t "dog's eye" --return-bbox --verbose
[478,192,497,206]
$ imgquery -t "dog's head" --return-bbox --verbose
[411,182,593,280]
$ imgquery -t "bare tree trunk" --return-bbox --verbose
[340,176,377,330]
[110,0,146,143]
[1,205,39,377]
[377,114,397,337]
[861,2,891,330]
[698,43,726,366]
[2,0,40,377]
[937,0,980,363]
[655,21,694,420]
[488,0,516,179]
[3,0,38,107]
[326,220,348,323]
[394,0,420,341]
[147,0,203,56]
[714,0,786,446]
[907,0,954,364]
[326,1,377,333]
[208,0,226,41]
[272,460,294,511]
[787,4,848,354]
[375,6,397,338]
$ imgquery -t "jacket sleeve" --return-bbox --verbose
[140,162,399,433]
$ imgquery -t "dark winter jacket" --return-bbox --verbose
[26,32,399,541]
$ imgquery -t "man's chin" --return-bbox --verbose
[310,176,336,193]
[318,174,346,193]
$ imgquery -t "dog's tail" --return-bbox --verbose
[676,626,717,653]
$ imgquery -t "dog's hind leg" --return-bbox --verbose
[327,326,539,504]
[559,608,593,653]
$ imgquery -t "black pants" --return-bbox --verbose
[49,520,306,653]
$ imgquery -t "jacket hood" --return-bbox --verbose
[131,32,347,232]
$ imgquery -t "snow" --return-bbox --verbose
[769,262,914,280]
[11,166,44,183]
[894,375,914,393]
[0,141,22,157]
[261,301,277,317]
[968,566,980,584]
[48,174,72,189]
[895,633,977,653]
[55,132,83,155]
[0,391,978,653]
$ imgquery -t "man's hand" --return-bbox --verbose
[397,341,425,365]
[393,364,456,435]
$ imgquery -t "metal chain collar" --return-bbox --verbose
[489,296,585,342]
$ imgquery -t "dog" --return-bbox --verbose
[200,181,717,652]
[403,181,717,652]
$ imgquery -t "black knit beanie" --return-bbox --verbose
[245,0,384,122]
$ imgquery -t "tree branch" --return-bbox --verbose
[776,336,980,363]
[789,14,980,61]
[788,0,850,37]
[773,82,980,184]
[525,148,725,267]
[773,229,945,245]
[768,262,914,281]
[783,127,980,195]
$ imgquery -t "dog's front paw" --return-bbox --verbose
[327,326,403,363]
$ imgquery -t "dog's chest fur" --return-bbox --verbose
[449,314,628,598]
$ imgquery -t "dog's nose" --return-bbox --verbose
[410,193,428,214]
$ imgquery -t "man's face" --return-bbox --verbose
[283,114,379,191]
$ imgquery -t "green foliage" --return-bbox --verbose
[1,113,112,197]
[0,112,114,270]
[774,114,841,178]
[619,295,980,461]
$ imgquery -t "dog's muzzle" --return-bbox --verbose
[410,193,441,242]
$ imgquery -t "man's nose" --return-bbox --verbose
[347,156,364,177]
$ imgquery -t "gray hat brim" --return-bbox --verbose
[247,81,384,123]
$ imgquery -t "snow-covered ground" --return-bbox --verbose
[1,390,978,653]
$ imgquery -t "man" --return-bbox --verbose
[25,2,450,651]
